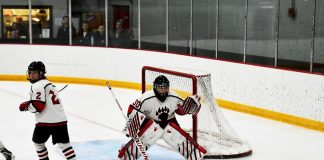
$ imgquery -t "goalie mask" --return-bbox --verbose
[153,75,169,102]
[27,61,46,83]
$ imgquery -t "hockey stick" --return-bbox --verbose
[105,81,150,160]
[58,84,68,92]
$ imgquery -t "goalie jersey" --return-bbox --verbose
[131,90,183,122]
[28,79,67,126]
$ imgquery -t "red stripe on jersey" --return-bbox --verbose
[31,100,46,112]
[36,121,67,126]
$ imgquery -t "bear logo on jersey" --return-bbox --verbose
[156,106,170,121]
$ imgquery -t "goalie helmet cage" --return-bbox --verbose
[142,66,252,159]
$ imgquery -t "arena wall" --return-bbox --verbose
[1,44,323,131]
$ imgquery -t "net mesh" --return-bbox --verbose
[143,66,252,158]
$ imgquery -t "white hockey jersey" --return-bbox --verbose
[134,90,183,122]
[28,79,67,125]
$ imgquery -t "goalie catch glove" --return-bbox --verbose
[178,95,201,116]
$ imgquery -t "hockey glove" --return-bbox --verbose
[180,95,201,116]
[19,101,30,111]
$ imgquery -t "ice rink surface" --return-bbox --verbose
[0,81,323,160]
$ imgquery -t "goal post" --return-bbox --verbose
[142,66,252,158]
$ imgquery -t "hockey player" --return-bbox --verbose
[118,75,207,160]
[0,140,14,160]
[19,61,76,160]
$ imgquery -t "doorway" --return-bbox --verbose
[112,5,130,30]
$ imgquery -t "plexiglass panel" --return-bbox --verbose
[217,0,245,62]
[245,0,277,66]
[141,0,166,52]
[277,0,313,71]
[31,0,68,45]
[168,0,191,55]
[192,0,217,58]
[71,0,105,46]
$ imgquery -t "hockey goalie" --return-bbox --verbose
[118,75,207,160]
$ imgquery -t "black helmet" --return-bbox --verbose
[27,61,46,83]
[153,75,169,102]
[28,61,46,73]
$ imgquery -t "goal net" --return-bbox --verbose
[142,66,252,159]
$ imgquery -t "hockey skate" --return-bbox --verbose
[0,148,15,160]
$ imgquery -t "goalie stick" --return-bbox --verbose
[105,81,150,160]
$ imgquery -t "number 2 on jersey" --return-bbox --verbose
[36,92,41,100]
[49,90,60,105]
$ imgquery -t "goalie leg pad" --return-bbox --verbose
[162,122,207,160]
[118,120,164,159]
[118,140,142,160]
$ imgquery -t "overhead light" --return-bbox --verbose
[32,17,40,22]
[261,6,274,9]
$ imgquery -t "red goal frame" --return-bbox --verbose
[142,66,253,159]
